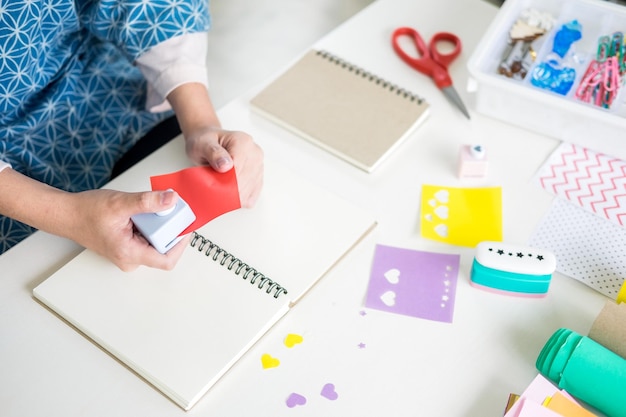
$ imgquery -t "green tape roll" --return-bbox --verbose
[536,328,626,417]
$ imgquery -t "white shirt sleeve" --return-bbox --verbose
[135,32,210,113]
[0,161,11,173]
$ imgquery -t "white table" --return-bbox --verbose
[0,0,608,416]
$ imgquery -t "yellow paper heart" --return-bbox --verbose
[261,353,280,369]
[284,333,304,348]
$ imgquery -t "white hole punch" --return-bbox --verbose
[155,204,176,217]
[131,191,196,254]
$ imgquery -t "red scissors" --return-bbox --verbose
[391,27,470,119]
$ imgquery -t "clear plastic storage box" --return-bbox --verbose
[468,0,626,159]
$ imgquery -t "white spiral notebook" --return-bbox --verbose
[33,160,376,411]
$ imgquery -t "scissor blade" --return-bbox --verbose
[441,86,471,119]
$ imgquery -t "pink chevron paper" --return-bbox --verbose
[535,143,626,227]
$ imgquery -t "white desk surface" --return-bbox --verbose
[1,0,609,416]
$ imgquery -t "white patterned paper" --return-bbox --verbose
[529,198,626,298]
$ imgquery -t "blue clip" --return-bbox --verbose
[552,20,582,58]
[530,20,582,95]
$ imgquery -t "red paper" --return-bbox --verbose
[150,166,241,235]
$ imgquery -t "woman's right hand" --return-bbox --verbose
[0,167,189,271]
[65,189,190,271]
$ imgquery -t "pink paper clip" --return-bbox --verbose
[575,57,621,109]
[602,56,620,107]
[575,60,602,103]
[576,33,624,109]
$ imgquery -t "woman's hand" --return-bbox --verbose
[0,168,189,271]
[66,189,190,271]
[167,83,264,208]
[184,126,264,207]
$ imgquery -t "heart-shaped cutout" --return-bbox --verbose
[284,333,303,348]
[434,205,448,219]
[286,393,307,408]
[472,144,485,158]
[434,224,448,238]
[380,290,396,307]
[424,213,433,222]
[320,383,339,401]
[261,353,280,369]
[384,268,400,284]
[434,189,449,203]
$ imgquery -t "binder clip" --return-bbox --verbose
[470,241,556,297]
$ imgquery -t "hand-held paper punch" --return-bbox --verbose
[131,191,196,254]
[470,241,556,297]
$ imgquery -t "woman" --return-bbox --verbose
[0,1,264,271]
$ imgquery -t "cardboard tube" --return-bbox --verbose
[589,300,626,360]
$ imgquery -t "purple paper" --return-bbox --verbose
[365,244,460,323]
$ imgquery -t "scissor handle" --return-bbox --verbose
[391,27,461,89]
[391,27,430,68]
[428,32,462,68]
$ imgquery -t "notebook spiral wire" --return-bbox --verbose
[316,50,425,104]
[190,232,288,299]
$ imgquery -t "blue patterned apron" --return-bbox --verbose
[0,0,210,252]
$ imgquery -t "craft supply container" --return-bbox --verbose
[467,0,626,160]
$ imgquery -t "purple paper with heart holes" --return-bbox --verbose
[365,244,460,323]
[286,393,307,408]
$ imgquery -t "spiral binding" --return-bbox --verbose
[190,232,288,299]
[316,50,425,105]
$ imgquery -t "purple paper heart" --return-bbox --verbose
[286,392,307,408]
[320,383,339,400]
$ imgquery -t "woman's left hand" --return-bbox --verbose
[168,83,264,208]
[184,125,264,208]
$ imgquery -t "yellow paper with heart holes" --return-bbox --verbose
[420,185,502,247]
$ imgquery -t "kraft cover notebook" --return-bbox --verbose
[250,49,430,173]
[33,160,376,411]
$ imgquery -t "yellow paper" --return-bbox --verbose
[544,392,598,417]
[420,185,502,247]
[617,280,626,304]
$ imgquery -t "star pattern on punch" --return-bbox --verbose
[487,246,547,261]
